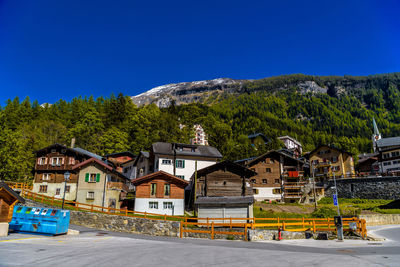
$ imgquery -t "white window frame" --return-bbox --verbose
[162,159,172,165]
[89,173,97,182]
[176,175,185,179]
[176,159,185,168]
[163,202,173,209]
[42,173,51,180]
[39,157,46,165]
[55,188,61,195]
[86,191,95,199]
[51,157,63,166]
[149,201,158,209]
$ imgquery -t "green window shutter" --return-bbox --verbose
[175,160,178,168]
[96,173,100,182]
[182,160,185,168]
[85,173,89,182]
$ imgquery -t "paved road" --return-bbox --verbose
[0,225,399,267]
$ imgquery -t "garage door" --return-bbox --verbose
[224,207,248,219]
[198,207,223,220]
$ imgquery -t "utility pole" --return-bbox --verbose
[193,160,198,217]
[332,166,344,241]
[312,162,317,209]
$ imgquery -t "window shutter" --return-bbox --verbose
[85,173,89,182]
[45,158,48,164]
[37,158,40,165]
[175,160,178,168]
[182,160,185,168]
[62,157,65,165]
[96,173,100,182]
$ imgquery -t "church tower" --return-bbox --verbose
[372,117,381,152]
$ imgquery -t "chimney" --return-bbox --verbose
[70,138,76,148]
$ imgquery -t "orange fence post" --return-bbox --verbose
[144,211,147,219]
[211,222,214,240]
[302,217,305,228]
[41,195,44,203]
[207,217,209,229]
[282,221,285,231]
[125,209,128,216]
[230,217,232,229]
[164,214,167,221]
[91,204,94,212]
[245,223,248,241]
[313,219,316,233]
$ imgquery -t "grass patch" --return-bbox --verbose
[253,206,308,218]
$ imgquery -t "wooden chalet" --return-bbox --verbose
[0,181,25,236]
[191,161,256,222]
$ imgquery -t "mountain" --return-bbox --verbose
[131,73,400,107]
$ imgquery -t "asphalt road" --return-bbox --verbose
[0,225,399,267]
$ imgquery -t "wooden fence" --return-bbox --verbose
[5,181,367,240]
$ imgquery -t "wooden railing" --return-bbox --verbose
[5,181,33,190]
[4,181,367,240]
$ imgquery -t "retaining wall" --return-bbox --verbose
[358,214,400,226]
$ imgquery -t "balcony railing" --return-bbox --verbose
[107,182,129,192]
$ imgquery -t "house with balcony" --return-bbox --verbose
[134,142,222,181]
[243,150,308,203]
[308,145,355,179]
[374,137,400,174]
[73,157,130,210]
[32,143,105,201]
[277,135,303,158]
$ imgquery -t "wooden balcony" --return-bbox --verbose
[35,164,73,171]
[107,182,129,192]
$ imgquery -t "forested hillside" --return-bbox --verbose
[1,73,400,182]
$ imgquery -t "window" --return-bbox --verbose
[383,153,390,159]
[149,201,158,209]
[250,179,256,183]
[262,179,267,184]
[251,168,256,172]
[265,158,271,164]
[312,160,319,165]
[266,168,271,173]
[331,156,338,163]
[38,157,46,165]
[39,185,47,193]
[151,183,157,196]
[86,192,94,199]
[65,186,70,193]
[61,149,66,153]
[176,175,185,179]
[55,188,61,195]
[164,184,170,196]
[275,179,280,184]
[51,157,63,166]
[253,189,259,194]
[332,166,340,171]
[175,159,185,168]
[51,149,56,153]
[42,173,51,180]
[392,151,400,157]
[383,162,392,166]
[163,202,173,209]
[86,173,99,183]
[272,188,281,194]
[162,159,172,165]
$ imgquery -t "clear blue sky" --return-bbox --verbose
[0,0,399,104]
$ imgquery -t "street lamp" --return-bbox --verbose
[62,171,70,210]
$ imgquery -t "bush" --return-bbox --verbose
[311,207,338,218]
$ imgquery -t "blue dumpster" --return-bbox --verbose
[9,206,70,235]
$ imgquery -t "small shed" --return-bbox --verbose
[0,181,25,223]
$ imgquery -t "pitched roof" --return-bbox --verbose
[195,196,254,205]
[247,133,270,143]
[375,137,400,149]
[0,181,25,203]
[196,161,257,177]
[152,142,222,159]
[104,151,137,158]
[246,149,306,167]
[278,135,302,147]
[72,157,129,180]
[308,145,352,157]
[131,171,189,186]
[72,147,103,161]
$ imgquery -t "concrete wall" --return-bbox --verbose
[358,214,400,226]
[134,198,184,215]
[325,176,400,199]
[32,182,77,201]
[253,187,281,202]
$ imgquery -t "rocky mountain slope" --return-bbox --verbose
[131,73,400,107]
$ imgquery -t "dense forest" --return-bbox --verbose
[1,73,400,182]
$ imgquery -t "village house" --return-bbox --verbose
[72,157,130,210]
[247,133,270,150]
[308,145,355,179]
[132,151,151,179]
[243,149,309,203]
[134,142,222,181]
[374,137,400,174]
[104,151,136,173]
[277,135,303,158]
[191,124,209,146]
[32,143,105,200]
[191,161,256,221]
[132,171,188,215]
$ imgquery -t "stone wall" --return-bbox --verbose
[248,230,307,241]
[324,177,400,199]
[358,214,400,226]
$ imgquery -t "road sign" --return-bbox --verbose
[333,194,338,206]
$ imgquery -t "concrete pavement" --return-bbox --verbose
[0,225,399,266]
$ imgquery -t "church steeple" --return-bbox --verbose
[372,117,381,152]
